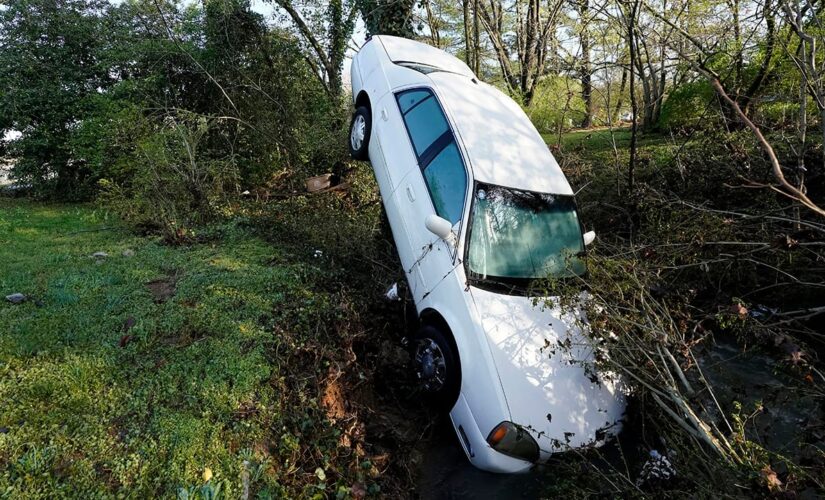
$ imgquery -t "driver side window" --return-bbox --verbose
[396,89,468,225]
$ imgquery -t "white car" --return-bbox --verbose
[349,35,625,473]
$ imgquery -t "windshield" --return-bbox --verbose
[467,183,586,284]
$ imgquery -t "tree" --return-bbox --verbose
[478,0,564,105]
[641,0,825,217]
[781,0,825,169]
[573,0,595,127]
[272,0,358,99]
[0,0,114,197]
[356,0,416,37]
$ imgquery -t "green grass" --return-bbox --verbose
[0,199,339,497]
[544,127,670,156]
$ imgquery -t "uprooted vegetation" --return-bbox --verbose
[533,128,825,497]
[3,123,825,497]
[3,0,825,495]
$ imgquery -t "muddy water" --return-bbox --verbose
[698,341,822,459]
[412,339,823,498]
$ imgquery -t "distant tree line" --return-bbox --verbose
[1,0,823,217]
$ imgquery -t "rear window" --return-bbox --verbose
[396,62,442,74]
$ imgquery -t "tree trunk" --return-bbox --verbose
[613,64,628,123]
[741,0,774,116]
[626,0,639,211]
[522,0,541,105]
[357,0,415,37]
[463,0,472,66]
[796,21,807,229]
[473,0,481,74]
[578,0,594,127]
[423,0,440,46]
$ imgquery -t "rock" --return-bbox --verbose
[92,251,108,258]
[5,293,26,304]
[122,249,135,257]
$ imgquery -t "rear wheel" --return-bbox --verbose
[410,325,461,411]
[349,106,371,161]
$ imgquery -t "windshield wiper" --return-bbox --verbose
[468,276,532,295]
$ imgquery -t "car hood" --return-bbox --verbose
[470,285,626,452]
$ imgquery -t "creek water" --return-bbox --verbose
[415,416,548,499]
[412,339,823,498]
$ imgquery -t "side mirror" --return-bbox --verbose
[583,230,596,246]
[425,214,453,240]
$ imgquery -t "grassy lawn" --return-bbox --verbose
[544,127,670,156]
[0,199,359,497]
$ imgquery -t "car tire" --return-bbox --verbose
[410,325,461,411]
[349,106,371,161]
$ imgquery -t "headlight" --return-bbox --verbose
[486,421,540,463]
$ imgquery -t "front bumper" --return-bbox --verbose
[449,394,534,473]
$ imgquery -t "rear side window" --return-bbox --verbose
[396,88,468,225]
[397,90,449,157]
[397,90,431,113]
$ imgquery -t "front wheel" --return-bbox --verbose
[410,325,461,411]
[349,106,371,161]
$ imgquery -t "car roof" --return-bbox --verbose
[427,72,574,196]
[375,35,475,78]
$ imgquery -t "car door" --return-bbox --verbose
[373,91,416,193]
[391,88,469,303]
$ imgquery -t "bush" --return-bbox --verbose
[658,80,718,132]
[756,100,800,130]
[525,76,585,134]
[100,111,239,243]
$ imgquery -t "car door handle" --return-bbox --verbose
[406,185,416,202]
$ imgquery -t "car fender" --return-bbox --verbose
[352,38,393,104]
[418,271,511,438]
[350,57,364,101]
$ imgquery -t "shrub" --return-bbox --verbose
[100,111,239,243]
[525,76,586,134]
[658,80,718,132]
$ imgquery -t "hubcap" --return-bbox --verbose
[414,338,447,392]
[350,114,366,151]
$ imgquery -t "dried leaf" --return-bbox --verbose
[729,303,748,319]
[351,482,366,499]
[315,467,326,482]
[761,465,782,492]
[772,234,799,249]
